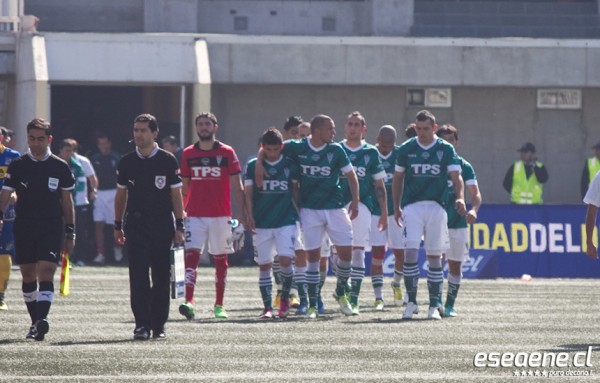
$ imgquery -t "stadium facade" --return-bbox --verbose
[1,0,600,203]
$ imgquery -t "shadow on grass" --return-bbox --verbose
[52,339,134,346]
[540,344,600,352]
[342,317,438,324]
[194,315,335,324]
[0,339,24,345]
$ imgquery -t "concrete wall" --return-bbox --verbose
[211,84,597,204]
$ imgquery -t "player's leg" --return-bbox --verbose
[93,191,108,264]
[388,215,407,306]
[104,192,123,263]
[294,248,308,315]
[347,203,370,315]
[0,253,10,310]
[443,228,468,317]
[272,255,282,309]
[148,228,173,339]
[275,225,297,318]
[207,217,235,319]
[300,209,326,319]
[325,208,354,316]
[179,217,208,320]
[254,228,275,319]
[401,203,425,320]
[370,215,387,310]
[317,235,331,314]
[126,227,152,340]
[423,203,449,320]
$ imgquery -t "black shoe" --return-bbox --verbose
[133,326,150,341]
[25,325,37,340]
[152,329,166,339]
[31,319,50,341]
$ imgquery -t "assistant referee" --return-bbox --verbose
[114,114,185,340]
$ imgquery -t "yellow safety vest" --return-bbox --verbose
[588,157,600,186]
[511,160,543,204]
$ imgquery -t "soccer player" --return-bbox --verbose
[91,134,123,264]
[339,112,387,315]
[0,118,75,340]
[179,112,246,320]
[392,110,465,320]
[256,114,359,318]
[245,128,300,319]
[369,125,405,309]
[437,124,482,317]
[584,171,600,260]
[114,114,185,340]
[0,127,19,310]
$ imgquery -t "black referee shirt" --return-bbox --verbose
[117,146,181,221]
[3,151,75,220]
[91,152,120,190]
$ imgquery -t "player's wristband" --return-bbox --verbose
[175,218,185,232]
[114,221,123,231]
[64,224,75,234]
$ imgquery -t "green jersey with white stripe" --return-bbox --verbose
[245,156,299,229]
[378,145,402,216]
[282,138,352,210]
[396,136,461,208]
[339,141,386,214]
[446,157,476,229]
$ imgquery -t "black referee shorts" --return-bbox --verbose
[14,218,62,265]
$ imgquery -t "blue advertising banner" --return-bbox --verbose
[361,204,600,278]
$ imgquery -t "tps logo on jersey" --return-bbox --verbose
[411,164,441,175]
[262,180,288,191]
[301,165,331,176]
[155,176,166,189]
[191,166,221,178]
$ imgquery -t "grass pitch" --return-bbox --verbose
[1,266,599,382]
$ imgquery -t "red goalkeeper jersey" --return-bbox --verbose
[180,141,242,217]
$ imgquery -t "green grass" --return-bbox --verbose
[1,266,599,382]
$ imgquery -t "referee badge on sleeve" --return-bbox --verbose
[155,176,166,189]
[48,177,59,191]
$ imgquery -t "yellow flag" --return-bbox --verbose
[60,252,70,296]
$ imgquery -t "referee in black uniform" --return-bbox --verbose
[114,114,185,340]
[0,118,75,341]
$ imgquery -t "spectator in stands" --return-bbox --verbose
[581,141,600,199]
[161,135,182,165]
[503,142,548,204]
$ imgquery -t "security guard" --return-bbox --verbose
[503,142,549,204]
[114,114,185,340]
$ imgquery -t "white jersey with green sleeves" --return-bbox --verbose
[244,155,300,229]
[395,136,461,208]
[282,137,353,210]
[339,141,386,214]
[446,156,477,229]
[377,145,402,216]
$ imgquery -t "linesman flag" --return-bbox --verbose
[60,251,70,296]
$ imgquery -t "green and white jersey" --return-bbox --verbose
[395,136,461,208]
[446,157,477,229]
[282,138,353,210]
[339,141,386,214]
[377,145,402,216]
[245,155,300,229]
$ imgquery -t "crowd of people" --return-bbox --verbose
[1,108,599,341]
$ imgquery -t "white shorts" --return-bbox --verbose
[253,225,298,265]
[345,202,371,248]
[300,208,353,250]
[294,221,305,251]
[93,189,116,223]
[185,216,232,254]
[321,234,331,258]
[446,228,469,262]
[370,215,406,250]
[403,201,449,256]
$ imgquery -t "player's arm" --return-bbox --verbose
[88,173,99,202]
[345,169,359,220]
[392,170,405,226]
[230,173,247,226]
[291,180,301,214]
[244,184,256,233]
[114,187,127,245]
[374,178,388,231]
[465,183,482,225]
[0,188,11,231]
[449,171,466,215]
[61,189,76,254]
[181,177,190,200]
[585,203,598,260]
